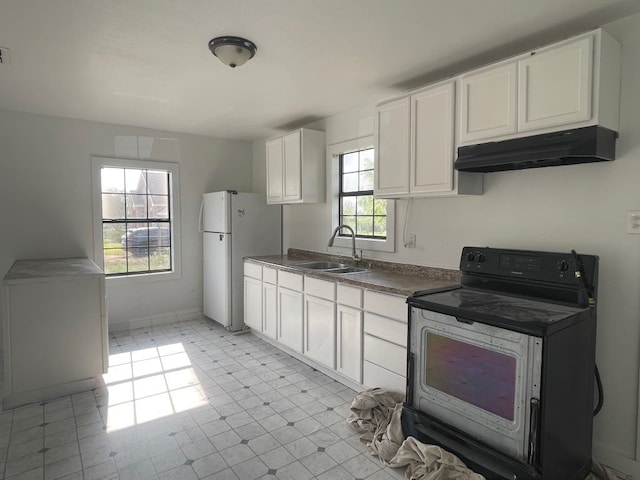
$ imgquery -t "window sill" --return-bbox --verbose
[329,235,395,254]
[105,269,181,285]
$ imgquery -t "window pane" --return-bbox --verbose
[374,216,387,237]
[359,170,374,191]
[357,195,373,215]
[127,195,148,219]
[125,169,145,194]
[102,168,125,193]
[103,223,126,248]
[149,196,169,219]
[357,216,373,236]
[341,216,356,231]
[341,196,356,216]
[103,224,127,275]
[360,149,374,170]
[373,199,387,215]
[102,193,125,220]
[342,152,359,173]
[104,248,127,275]
[127,253,150,272]
[152,247,171,270]
[147,171,169,194]
[342,172,358,193]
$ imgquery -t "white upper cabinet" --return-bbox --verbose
[459,63,518,142]
[266,128,325,204]
[458,29,621,145]
[518,36,592,132]
[411,82,456,194]
[266,138,284,203]
[375,80,482,199]
[374,97,411,197]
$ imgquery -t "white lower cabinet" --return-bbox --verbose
[304,295,336,368]
[243,261,409,394]
[243,276,263,331]
[277,286,304,353]
[336,304,363,383]
[362,291,408,394]
[262,282,277,339]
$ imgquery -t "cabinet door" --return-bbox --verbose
[518,36,593,132]
[262,282,277,339]
[266,138,283,204]
[244,277,262,331]
[375,97,410,196]
[282,131,302,202]
[277,287,303,353]
[459,63,517,142]
[410,81,455,194]
[336,304,362,383]
[304,295,336,368]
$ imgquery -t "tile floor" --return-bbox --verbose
[0,318,405,480]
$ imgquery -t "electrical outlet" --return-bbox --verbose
[0,46,10,66]
[627,211,640,234]
[406,233,416,248]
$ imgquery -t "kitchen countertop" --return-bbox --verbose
[245,249,460,297]
[3,257,104,285]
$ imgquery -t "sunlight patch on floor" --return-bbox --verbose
[102,342,207,431]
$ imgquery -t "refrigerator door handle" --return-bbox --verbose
[198,198,204,232]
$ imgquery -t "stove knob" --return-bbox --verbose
[558,260,569,272]
[466,253,475,262]
[477,254,486,263]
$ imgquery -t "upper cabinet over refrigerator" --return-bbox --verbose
[266,128,326,204]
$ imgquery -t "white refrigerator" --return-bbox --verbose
[201,191,282,331]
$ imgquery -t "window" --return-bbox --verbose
[339,148,386,239]
[330,137,395,253]
[92,157,180,279]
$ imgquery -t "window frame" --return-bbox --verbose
[338,148,386,240]
[329,137,395,254]
[91,156,181,283]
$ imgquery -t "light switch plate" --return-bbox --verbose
[627,211,640,234]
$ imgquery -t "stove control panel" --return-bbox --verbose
[460,246,598,287]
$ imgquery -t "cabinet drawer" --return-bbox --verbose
[244,262,262,280]
[304,277,335,300]
[363,334,407,376]
[263,267,278,284]
[363,361,406,394]
[279,270,303,291]
[363,290,407,322]
[337,284,362,308]
[363,313,407,347]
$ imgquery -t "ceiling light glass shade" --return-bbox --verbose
[208,36,257,68]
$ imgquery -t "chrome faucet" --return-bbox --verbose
[328,224,359,262]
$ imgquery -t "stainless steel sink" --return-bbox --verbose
[326,266,368,274]
[293,261,347,270]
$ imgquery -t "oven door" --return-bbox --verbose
[408,306,542,461]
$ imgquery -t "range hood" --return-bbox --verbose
[455,126,617,173]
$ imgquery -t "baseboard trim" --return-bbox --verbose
[592,442,637,479]
[109,308,203,333]
[250,330,364,393]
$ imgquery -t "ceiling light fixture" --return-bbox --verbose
[208,36,257,68]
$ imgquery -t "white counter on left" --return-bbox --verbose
[2,257,108,409]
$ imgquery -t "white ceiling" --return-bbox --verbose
[0,0,638,141]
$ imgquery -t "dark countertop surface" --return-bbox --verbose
[245,249,460,297]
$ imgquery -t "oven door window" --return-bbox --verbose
[426,333,517,421]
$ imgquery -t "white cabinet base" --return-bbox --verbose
[3,378,97,411]
[2,258,107,410]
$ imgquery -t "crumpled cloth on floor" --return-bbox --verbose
[347,388,485,480]
[388,437,486,480]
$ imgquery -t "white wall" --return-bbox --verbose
[256,15,640,476]
[0,109,253,327]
